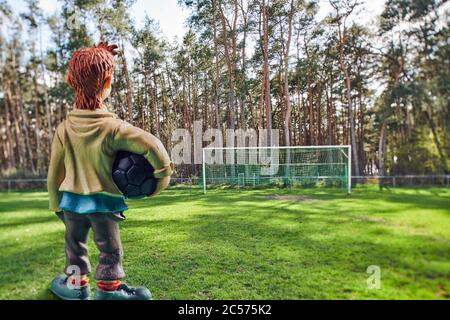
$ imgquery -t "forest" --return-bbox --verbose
[0,0,448,180]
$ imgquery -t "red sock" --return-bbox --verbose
[69,276,89,287]
[97,280,122,291]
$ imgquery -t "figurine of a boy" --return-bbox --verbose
[47,42,173,300]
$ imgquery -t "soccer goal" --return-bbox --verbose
[201,146,351,194]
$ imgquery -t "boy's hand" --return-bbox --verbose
[149,162,173,197]
[150,176,171,197]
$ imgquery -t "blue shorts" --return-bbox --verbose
[59,192,128,214]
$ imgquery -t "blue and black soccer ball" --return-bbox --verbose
[112,151,157,199]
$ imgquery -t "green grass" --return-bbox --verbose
[0,187,449,300]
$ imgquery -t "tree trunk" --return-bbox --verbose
[425,109,448,174]
[378,119,388,189]
[218,0,238,130]
[282,0,294,147]
[212,0,221,129]
[336,23,361,176]
[262,0,272,144]
[120,42,134,124]
[32,70,43,174]
[15,82,36,174]
[2,93,16,170]
[39,27,53,153]
[6,86,25,167]
[153,72,161,137]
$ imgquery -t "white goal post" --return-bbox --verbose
[201,145,352,194]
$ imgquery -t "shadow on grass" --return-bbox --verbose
[193,187,450,214]
[0,196,49,214]
[0,215,57,229]
[0,229,66,300]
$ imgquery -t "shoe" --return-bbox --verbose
[50,275,90,300]
[94,283,152,300]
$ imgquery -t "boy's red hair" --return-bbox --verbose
[67,42,119,110]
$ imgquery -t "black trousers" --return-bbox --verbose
[57,211,126,281]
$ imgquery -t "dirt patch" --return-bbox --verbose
[265,195,317,202]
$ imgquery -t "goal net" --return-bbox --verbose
[201,146,351,194]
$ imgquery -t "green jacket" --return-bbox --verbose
[47,106,173,212]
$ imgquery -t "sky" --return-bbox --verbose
[9,0,190,41]
[8,0,386,43]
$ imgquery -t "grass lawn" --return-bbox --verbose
[0,186,449,300]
